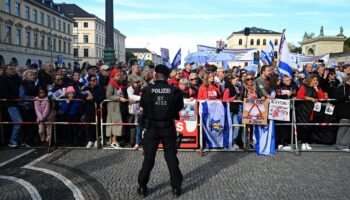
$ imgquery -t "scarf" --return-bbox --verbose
[109,79,125,91]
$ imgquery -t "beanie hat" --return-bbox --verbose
[66,86,75,95]
[110,69,119,78]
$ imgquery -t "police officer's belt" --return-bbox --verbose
[148,120,173,128]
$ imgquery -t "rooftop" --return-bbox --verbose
[227,27,281,39]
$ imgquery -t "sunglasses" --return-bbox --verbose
[56,78,62,81]
[190,78,197,81]
[90,79,97,81]
[246,78,253,81]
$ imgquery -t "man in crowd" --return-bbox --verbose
[38,61,54,88]
[80,65,99,87]
[215,66,226,93]
[255,65,274,99]
[98,65,111,89]
[60,67,71,86]
[0,64,23,147]
[182,62,192,79]
[303,63,314,78]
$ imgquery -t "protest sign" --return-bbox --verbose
[268,99,290,121]
[242,98,268,125]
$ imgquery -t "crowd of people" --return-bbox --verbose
[0,60,349,151]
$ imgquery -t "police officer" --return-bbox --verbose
[137,64,184,197]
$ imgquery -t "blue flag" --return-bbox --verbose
[199,101,233,149]
[254,120,276,156]
[171,48,181,68]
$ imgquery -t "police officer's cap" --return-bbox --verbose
[155,64,169,77]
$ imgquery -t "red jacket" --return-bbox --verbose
[168,78,179,87]
[296,85,327,121]
[197,84,221,100]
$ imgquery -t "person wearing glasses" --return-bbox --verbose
[168,69,182,87]
[81,75,106,148]
[324,68,340,99]
[255,65,274,99]
[197,72,221,100]
[188,72,199,98]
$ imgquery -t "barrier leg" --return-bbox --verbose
[292,100,300,156]
[95,106,100,149]
[0,124,4,146]
[198,111,204,157]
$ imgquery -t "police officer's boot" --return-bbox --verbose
[172,187,182,198]
[137,186,148,197]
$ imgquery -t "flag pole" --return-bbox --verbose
[276,28,286,71]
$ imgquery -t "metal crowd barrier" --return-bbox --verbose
[0,99,98,153]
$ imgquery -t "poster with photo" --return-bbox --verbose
[242,98,268,125]
[268,99,290,121]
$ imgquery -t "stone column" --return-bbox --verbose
[104,0,116,64]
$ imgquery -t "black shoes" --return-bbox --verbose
[137,186,148,197]
[172,187,182,197]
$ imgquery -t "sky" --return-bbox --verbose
[56,0,350,61]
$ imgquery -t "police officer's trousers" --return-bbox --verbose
[138,126,183,188]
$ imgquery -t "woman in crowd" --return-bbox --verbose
[34,87,54,147]
[127,76,142,150]
[334,76,350,151]
[69,71,83,95]
[168,69,182,87]
[188,72,199,98]
[222,75,241,150]
[275,75,297,150]
[60,86,81,146]
[178,78,197,99]
[325,69,340,99]
[106,69,126,148]
[19,70,39,146]
[296,74,327,150]
[197,72,221,100]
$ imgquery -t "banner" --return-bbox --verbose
[268,99,290,121]
[175,99,199,149]
[160,48,171,68]
[171,48,181,68]
[242,98,268,125]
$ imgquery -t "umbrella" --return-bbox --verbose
[209,52,239,62]
[184,51,211,63]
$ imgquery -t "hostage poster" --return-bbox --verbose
[268,99,290,121]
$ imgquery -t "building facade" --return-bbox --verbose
[226,27,281,59]
[60,3,126,67]
[301,26,346,56]
[0,0,74,68]
[126,48,163,66]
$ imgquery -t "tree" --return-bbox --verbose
[126,51,137,65]
[288,42,302,53]
[143,59,154,67]
[303,32,315,40]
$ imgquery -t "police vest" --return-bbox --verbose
[147,84,175,121]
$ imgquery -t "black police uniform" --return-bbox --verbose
[137,73,184,196]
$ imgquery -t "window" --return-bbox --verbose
[25,6,30,20]
[83,35,88,43]
[58,20,61,31]
[53,38,56,51]
[73,22,78,27]
[34,33,38,48]
[68,42,71,54]
[67,24,71,34]
[263,39,266,46]
[63,41,66,53]
[58,40,61,52]
[83,22,88,28]
[274,39,278,46]
[16,29,21,45]
[15,3,21,17]
[5,0,10,13]
[74,48,78,57]
[73,35,78,43]
[84,49,89,57]
[40,35,45,49]
[239,39,243,45]
[25,31,30,47]
[33,9,38,23]
[6,26,12,44]
[47,37,51,50]
[63,22,66,33]
[257,39,260,46]
[47,15,51,27]
[40,12,44,25]
[52,18,56,29]
[250,39,254,46]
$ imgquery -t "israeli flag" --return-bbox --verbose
[260,50,268,64]
[199,101,233,149]
[278,33,294,77]
[254,120,276,156]
[296,53,303,72]
[266,40,274,65]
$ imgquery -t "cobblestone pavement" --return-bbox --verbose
[0,148,349,200]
